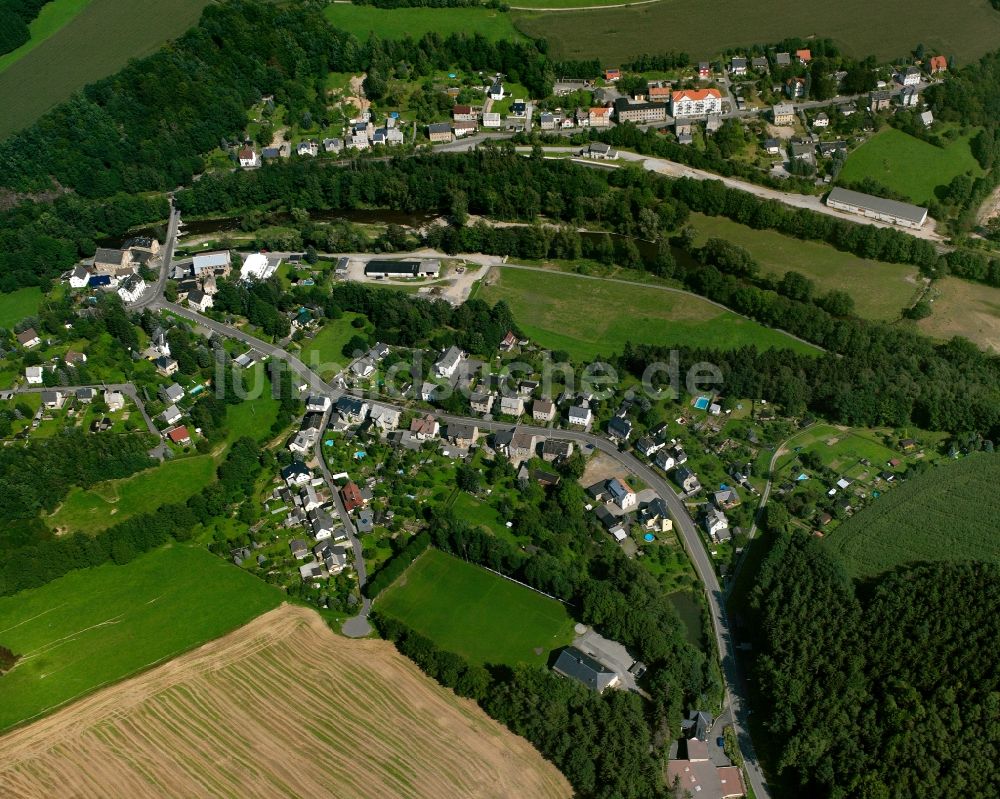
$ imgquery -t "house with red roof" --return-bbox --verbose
[796,48,812,64]
[929,55,948,74]
[167,426,191,446]
[604,68,620,81]
[340,481,364,512]
[670,88,723,117]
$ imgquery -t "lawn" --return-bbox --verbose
[837,128,982,204]
[0,286,44,329]
[479,266,821,360]
[45,456,215,535]
[225,367,282,443]
[0,0,211,139]
[824,454,1000,578]
[0,544,281,732]
[513,0,1000,63]
[323,4,523,42]
[378,548,575,666]
[299,312,368,376]
[690,213,920,321]
[917,275,1000,352]
[0,0,93,75]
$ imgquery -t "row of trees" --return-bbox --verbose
[748,529,1000,798]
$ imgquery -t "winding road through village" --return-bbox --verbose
[141,224,773,798]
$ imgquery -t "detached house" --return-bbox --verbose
[16,328,40,349]
[238,147,260,168]
[589,107,612,127]
[704,506,730,541]
[24,366,43,384]
[607,477,637,511]
[340,481,364,512]
[929,55,948,74]
[470,392,494,415]
[568,405,592,427]
[434,346,464,379]
[675,466,701,494]
[410,414,440,440]
[532,398,555,422]
[447,422,479,449]
[499,395,524,417]
[427,122,453,143]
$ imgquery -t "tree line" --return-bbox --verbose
[0,0,49,56]
[747,528,1000,798]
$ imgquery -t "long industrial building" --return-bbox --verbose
[825,187,928,229]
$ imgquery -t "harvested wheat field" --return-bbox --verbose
[0,604,571,799]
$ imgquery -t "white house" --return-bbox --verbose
[488,77,505,101]
[369,403,401,431]
[238,147,260,167]
[704,506,730,541]
[607,477,637,511]
[409,414,439,440]
[69,265,91,288]
[25,366,43,384]
[104,391,125,412]
[434,346,464,379]
[499,395,524,417]
[161,404,183,425]
[187,289,213,313]
[297,140,319,157]
[568,405,592,427]
[670,88,722,118]
[483,112,501,128]
[240,252,279,281]
[117,274,146,304]
[306,395,332,413]
[654,449,676,472]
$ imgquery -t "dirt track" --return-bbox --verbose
[0,604,571,799]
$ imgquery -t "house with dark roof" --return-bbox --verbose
[553,646,619,692]
[281,461,313,487]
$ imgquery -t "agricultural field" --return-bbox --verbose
[377,549,575,666]
[0,287,44,329]
[45,456,215,535]
[0,0,92,75]
[0,604,571,799]
[917,276,1000,352]
[478,266,821,360]
[0,0,211,139]
[690,213,921,321]
[0,545,281,732]
[837,128,983,204]
[323,4,523,42]
[513,0,1000,63]
[824,453,1000,578]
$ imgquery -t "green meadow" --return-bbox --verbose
[0,544,281,731]
[479,266,820,360]
[378,549,575,666]
[838,128,982,204]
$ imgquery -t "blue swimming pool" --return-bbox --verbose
[694,396,710,410]
[643,533,655,542]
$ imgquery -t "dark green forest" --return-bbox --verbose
[749,529,1000,799]
[0,0,50,56]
